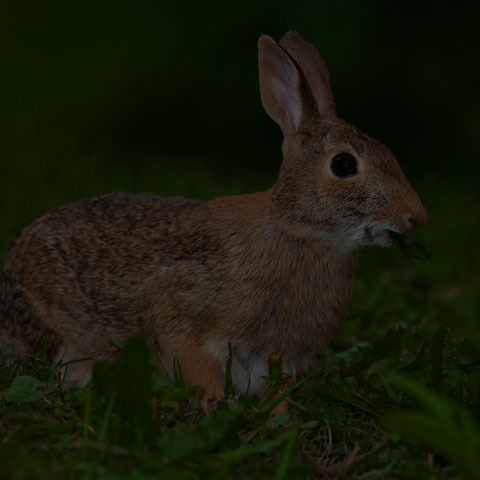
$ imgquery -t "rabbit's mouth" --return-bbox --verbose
[365,226,395,247]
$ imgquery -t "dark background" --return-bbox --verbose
[1,0,479,334]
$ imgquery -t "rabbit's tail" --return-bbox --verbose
[0,288,22,367]
[0,275,61,366]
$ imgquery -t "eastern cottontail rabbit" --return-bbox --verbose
[0,31,427,398]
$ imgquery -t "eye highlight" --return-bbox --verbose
[330,152,359,178]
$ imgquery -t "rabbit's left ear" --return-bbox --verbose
[279,31,336,119]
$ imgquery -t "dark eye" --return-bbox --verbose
[330,152,358,178]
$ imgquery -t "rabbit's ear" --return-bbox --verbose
[258,35,302,137]
[279,31,336,119]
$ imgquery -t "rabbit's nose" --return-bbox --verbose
[405,204,427,235]
[405,216,416,236]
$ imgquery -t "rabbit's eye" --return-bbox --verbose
[330,153,358,178]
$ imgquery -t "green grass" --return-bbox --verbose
[1,178,480,479]
[3,321,480,479]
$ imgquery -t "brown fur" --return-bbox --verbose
[0,32,426,401]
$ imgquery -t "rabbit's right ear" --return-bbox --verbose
[279,31,336,119]
[258,35,302,138]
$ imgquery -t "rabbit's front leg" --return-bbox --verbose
[176,338,224,398]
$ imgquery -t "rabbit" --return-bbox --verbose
[0,31,427,400]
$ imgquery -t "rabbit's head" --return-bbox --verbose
[259,31,427,253]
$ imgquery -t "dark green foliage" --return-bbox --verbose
[3,317,480,479]
[383,374,480,480]
[5,376,45,403]
[391,232,432,265]
[92,336,155,441]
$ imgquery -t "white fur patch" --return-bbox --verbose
[203,337,297,396]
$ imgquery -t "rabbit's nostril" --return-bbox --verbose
[405,215,416,235]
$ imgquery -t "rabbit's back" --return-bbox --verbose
[0,193,211,377]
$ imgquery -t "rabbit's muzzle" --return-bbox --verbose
[365,201,427,247]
